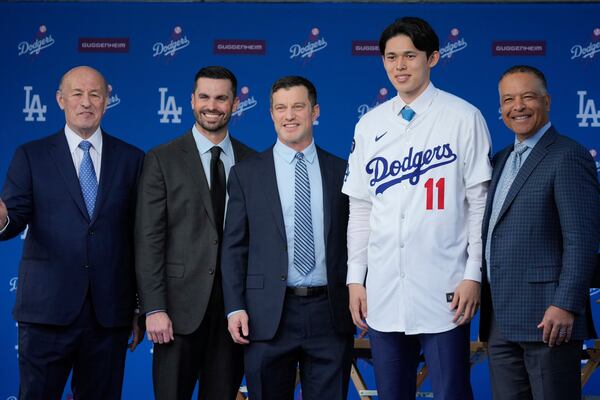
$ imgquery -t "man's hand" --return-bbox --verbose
[128,314,144,351]
[450,279,480,325]
[146,311,174,344]
[537,305,574,347]
[348,283,368,331]
[228,311,250,345]
[0,199,7,228]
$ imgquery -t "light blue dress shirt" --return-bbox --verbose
[191,124,235,189]
[273,139,327,287]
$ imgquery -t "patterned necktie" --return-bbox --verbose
[293,152,315,276]
[78,140,98,219]
[485,142,529,271]
[400,106,416,122]
[210,146,226,238]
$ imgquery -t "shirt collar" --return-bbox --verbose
[192,124,233,156]
[64,124,103,155]
[274,139,317,165]
[516,121,551,149]
[392,82,437,116]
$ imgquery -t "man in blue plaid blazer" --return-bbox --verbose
[480,65,600,400]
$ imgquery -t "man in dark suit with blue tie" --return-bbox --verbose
[480,65,600,400]
[0,66,144,399]
[222,76,354,399]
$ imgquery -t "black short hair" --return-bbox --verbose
[499,65,548,94]
[379,17,439,58]
[193,66,237,96]
[270,76,317,107]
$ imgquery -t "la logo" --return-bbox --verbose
[23,86,47,122]
[158,88,182,124]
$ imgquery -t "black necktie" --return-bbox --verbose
[210,146,226,238]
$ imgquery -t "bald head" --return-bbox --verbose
[56,66,110,139]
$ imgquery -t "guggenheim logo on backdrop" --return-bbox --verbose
[214,40,266,55]
[78,38,129,53]
[492,40,546,56]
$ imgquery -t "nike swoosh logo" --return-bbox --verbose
[375,131,388,142]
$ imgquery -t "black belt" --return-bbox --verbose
[286,286,328,297]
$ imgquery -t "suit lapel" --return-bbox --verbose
[482,147,511,236]
[91,131,118,224]
[47,131,89,221]
[316,147,332,248]
[231,138,251,162]
[179,131,217,231]
[496,128,557,224]
[261,149,286,241]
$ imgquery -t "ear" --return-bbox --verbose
[232,96,240,113]
[428,51,440,68]
[311,104,320,122]
[56,90,65,110]
[545,94,551,112]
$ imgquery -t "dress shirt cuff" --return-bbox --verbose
[0,216,9,235]
[146,309,165,317]
[227,309,245,319]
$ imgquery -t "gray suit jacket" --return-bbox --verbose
[135,130,255,335]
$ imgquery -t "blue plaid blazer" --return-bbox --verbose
[480,127,600,342]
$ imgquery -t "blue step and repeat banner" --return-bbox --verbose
[1,2,600,399]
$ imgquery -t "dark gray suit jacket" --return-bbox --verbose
[480,127,600,342]
[221,146,354,341]
[135,130,254,335]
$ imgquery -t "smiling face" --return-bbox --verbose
[382,34,439,104]
[270,85,319,152]
[499,72,550,142]
[191,77,239,142]
[56,66,108,139]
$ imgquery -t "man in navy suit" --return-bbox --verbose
[480,65,600,399]
[0,66,144,399]
[221,76,354,399]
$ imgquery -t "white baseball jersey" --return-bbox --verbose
[342,83,492,334]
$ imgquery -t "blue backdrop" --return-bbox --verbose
[1,2,600,399]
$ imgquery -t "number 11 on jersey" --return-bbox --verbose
[424,178,445,210]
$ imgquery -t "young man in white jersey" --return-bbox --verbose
[342,17,492,400]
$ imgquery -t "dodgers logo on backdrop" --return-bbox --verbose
[23,86,47,122]
[18,25,55,57]
[9,277,18,292]
[366,144,457,195]
[289,27,327,60]
[570,28,600,60]
[105,84,121,111]
[577,91,600,127]
[158,88,182,123]
[439,28,468,60]
[357,88,389,119]
[152,26,190,58]
[232,86,257,118]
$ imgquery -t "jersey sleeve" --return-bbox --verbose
[462,110,493,188]
[342,124,371,201]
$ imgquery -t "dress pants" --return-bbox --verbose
[244,292,353,400]
[152,274,244,400]
[487,312,582,400]
[368,324,473,400]
[18,294,130,400]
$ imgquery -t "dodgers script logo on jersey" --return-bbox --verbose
[366,143,457,195]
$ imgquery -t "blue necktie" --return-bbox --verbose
[400,106,415,121]
[485,142,529,274]
[78,140,98,219]
[293,152,315,276]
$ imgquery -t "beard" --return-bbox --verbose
[194,109,232,133]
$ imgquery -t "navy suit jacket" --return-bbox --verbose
[0,130,144,328]
[480,127,600,342]
[221,146,354,341]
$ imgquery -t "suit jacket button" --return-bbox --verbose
[83,265,88,269]
[213,239,218,245]
[208,269,214,275]
[280,274,286,280]
[88,230,95,236]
